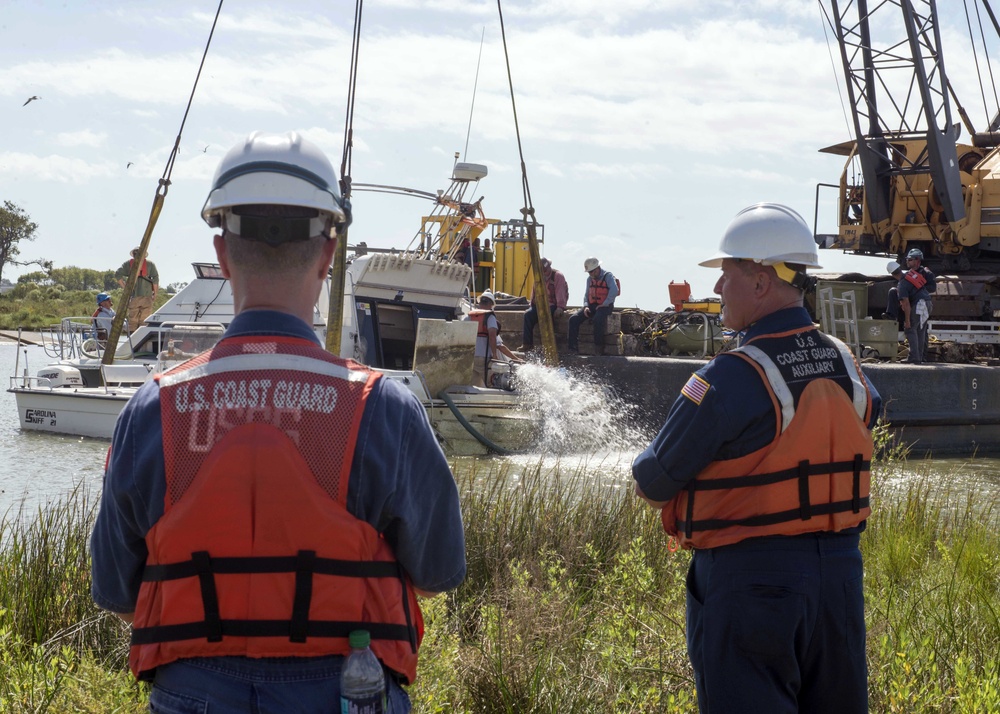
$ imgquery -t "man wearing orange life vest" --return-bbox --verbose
[468,290,500,386]
[898,247,936,363]
[90,132,466,713]
[632,203,882,714]
[115,247,159,333]
[567,256,618,355]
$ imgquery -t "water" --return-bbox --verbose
[1,343,109,518]
[2,342,999,519]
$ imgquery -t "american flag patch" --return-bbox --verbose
[681,374,710,405]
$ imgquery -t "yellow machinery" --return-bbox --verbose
[363,160,543,302]
[819,1,1000,274]
[429,214,542,300]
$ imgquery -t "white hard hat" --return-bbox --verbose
[201,131,351,238]
[584,257,601,272]
[479,290,495,304]
[700,203,822,270]
[887,260,901,274]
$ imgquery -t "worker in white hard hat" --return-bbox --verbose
[468,290,500,386]
[898,247,937,363]
[91,132,466,713]
[882,260,905,329]
[567,256,619,354]
[632,203,882,714]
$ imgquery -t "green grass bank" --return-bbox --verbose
[2,432,998,712]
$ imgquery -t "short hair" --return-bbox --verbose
[222,204,331,274]
[223,231,326,275]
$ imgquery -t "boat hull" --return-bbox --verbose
[9,386,132,439]
[427,396,536,456]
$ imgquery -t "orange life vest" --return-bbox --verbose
[662,328,873,549]
[469,308,499,337]
[903,269,927,290]
[131,258,149,279]
[129,335,423,683]
[587,273,620,305]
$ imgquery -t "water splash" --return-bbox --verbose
[512,362,655,455]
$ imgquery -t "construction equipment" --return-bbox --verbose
[817,0,1000,273]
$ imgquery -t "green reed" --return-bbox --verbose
[1,441,999,712]
[0,487,145,712]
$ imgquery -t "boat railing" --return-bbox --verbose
[9,374,57,391]
[38,317,134,361]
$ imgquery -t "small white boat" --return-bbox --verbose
[9,323,226,439]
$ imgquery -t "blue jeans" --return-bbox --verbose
[567,305,612,350]
[686,533,867,714]
[522,304,555,347]
[903,300,929,363]
[149,656,411,713]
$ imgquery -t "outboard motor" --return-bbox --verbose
[37,365,84,388]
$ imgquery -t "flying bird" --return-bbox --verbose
[202,145,209,153]
[126,162,134,169]
[23,96,41,106]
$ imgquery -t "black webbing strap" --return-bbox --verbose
[143,555,400,582]
[396,563,418,654]
[853,453,863,513]
[798,460,812,521]
[192,551,222,643]
[133,549,420,649]
[684,481,696,539]
[290,550,315,643]
[131,619,414,646]
[675,496,870,535]
[684,458,871,492]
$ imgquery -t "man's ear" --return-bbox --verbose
[754,267,770,294]
[318,238,337,279]
[214,233,231,279]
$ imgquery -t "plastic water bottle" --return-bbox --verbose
[340,630,386,714]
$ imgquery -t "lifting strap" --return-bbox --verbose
[103,0,226,364]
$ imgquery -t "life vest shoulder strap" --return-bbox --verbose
[732,331,870,427]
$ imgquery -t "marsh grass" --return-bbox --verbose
[0,487,145,713]
[1,444,999,712]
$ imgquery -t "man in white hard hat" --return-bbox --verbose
[632,203,881,713]
[468,290,500,386]
[91,131,466,712]
[567,256,619,354]
[882,260,905,330]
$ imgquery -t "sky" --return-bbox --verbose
[3,0,999,310]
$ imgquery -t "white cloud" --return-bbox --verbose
[55,130,107,149]
[0,152,118,183]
